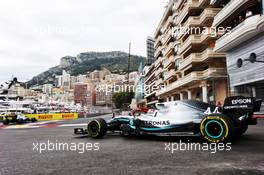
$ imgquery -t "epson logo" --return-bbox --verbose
[232,98,252,105]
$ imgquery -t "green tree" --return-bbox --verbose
[112,92,134,109]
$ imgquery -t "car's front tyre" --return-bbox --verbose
[200,115,235,143]
[87,118,107,138]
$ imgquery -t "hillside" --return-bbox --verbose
[27,51,145,87]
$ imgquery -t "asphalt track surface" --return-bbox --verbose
[0,114,264,175]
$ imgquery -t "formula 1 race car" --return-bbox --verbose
[2,113,37,125]
[74,96,262,143]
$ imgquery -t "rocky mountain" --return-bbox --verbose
[27,51,145,87]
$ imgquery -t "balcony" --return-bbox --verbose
[145,70,156,84]
[156,78,164,86]
[154,46,164,58]
[164,57,176,69]
[157,68,227,95]
[183,8,221,27]
[214,15,264,52]
[176,0,208,25]
[155,57,165,68]
[162,0,174,23]
[164,69,176,80]
[213,0,249,27]
[154,35,162,48]
[163,42,175,57]
[154,0,174,38]
[177,8,221,40]
[162,58,170,68]
[179,48,225,70]
[155,67,163,77]
[178,34,215,55]
[154,60,161,68]
[147,100,159,105]
[161,29,173,45]
[145,88,157,98]
[210,0,219,5]
[147,79,156,88]
[163,16,173,32]
[173,0,184,12]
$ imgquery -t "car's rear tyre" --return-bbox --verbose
[241,125,248,134]
[3,119,9,125]
[200,115,235,143]
[237,123,248,137]
[87,118,107,138]
[31,118,37,122]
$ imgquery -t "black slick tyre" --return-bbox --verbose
[200,114,235,143]
[3,119,9,125]
[87,118,107,138]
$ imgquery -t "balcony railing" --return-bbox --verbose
[163,42,174,56]
[164,69,176,80]
[162,0,174,22]
[154,35,162,48]
[157,68,227,95]
[176,0,207,25]
[155,78,164,86]
[213,0,248,27]
[154,45,164,58]
[155,67,163,77]
[214,15,264,52]
[163,16,173,32]
[163,57,176,68]
[177,8,220,40]
[173,0,184,12]
[155,0,174,37]
[162,58,170,68]
[161,29,173,45]
[183,8,221,27]
[145,70,156,84]
[179,48,225,69]
[178,34,213,55]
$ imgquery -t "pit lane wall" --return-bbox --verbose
[24,113,78,121]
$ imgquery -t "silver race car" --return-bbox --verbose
[74,96,262,143]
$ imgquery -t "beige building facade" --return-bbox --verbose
[153,0,228,104]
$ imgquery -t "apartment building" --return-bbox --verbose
[96,90,113,106]
[146,36,155,66]
[144,64,158,107]
[73,82,96,107]
[212,0,264,108]
[153,0,228,104]
[144,36,157,107]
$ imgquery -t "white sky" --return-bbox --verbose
[0,0,168,82]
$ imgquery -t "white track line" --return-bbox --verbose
[58,123,87,127]
[3,125,40,129]
[28,120,60,126]
[1,121,87,129]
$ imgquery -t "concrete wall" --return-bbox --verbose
[226,32,264,87]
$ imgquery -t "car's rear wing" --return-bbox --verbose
[223,96,262,114]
